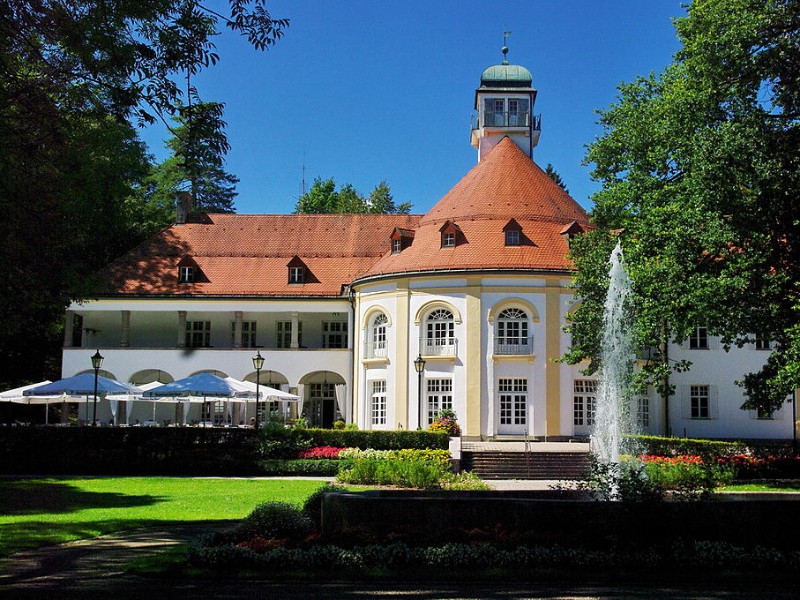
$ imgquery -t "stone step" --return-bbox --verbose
[461,450,591,480]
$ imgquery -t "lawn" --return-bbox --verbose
[0,477,328,556]
[718,481,800,492]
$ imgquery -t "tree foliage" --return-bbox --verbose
[544,163,569,193]
[294,178,412,214]
[566,0,800,415]
[141,101,239,219]
[0,1,287,387]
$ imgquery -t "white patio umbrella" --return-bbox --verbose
[0,381,55,423]
[224,377,299,423]
[106,381,168,426]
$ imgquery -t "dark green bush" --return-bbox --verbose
[256,459,344,476]
[257,419,310,459]
[632,435,746,460]
[235,501,311,542]
[302,483,349,531]
[304,429,448,450]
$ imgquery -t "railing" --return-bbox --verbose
[363,340,388,359]
[471,112,542,130]
[419,337,458,357]
[494,336,534,355]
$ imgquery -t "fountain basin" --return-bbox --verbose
[321,489,800,549]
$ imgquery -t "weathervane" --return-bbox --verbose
[502,30,511,64]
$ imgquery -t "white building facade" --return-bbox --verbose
[63,54,796,440]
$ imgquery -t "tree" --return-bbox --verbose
[294,178,411,214]
[0,1,287,387]
[544,163,569,194]
[142,102,240,218]
[565,0,800,416]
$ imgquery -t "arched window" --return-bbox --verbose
[495,308,531,355]
[369,313,388,358]
[423,309,455,355]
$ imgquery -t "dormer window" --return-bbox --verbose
[560,221,585,248]
[178,266,195,283]
[289,266,305,284]
[439,220,461,248]
[505,230,520,246]
[389,227,414,254]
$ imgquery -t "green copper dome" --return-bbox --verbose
[480,63,533,88]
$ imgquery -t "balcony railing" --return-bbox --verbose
[494,336,534,356]
[419,337,458,357]
[363,339,388,359]
[471,112,542,130]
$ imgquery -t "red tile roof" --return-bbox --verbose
[359,137,590,280]
[101,138,590,297]
[102,214,420,297]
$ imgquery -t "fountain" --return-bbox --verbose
[591,241,638,468]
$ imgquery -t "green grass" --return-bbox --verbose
[718,481,800,492]
[0,477,327,556]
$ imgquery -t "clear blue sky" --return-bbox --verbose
[141,0,686,215]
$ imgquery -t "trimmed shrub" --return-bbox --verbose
[256,459,342,476]
[632,435,746,460]
[304,429,448,450]
[234,501,311,543]
[298,446,347,459]
[337,456,449,489]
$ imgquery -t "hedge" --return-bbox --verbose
[631,435,747,459]
[256,459,343,476]
[301,429,449,451]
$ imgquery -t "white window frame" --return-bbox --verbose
[288,266,304,284]
[231,321,257,348]
[178,265,194,283]
[323,321,348,349]
[426,378,453,425]
[442,231,455,248]
[276,321,301,349]
[185,321,211,348]
[505,229,520,246]
[496,308,529,353]
[498,378,527,426]
[369,313,388,358]
[689,325,709,349]
[574,379,597,427]
[371,380,387,426]
[392,239,401,253]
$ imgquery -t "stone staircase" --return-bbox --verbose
[461,449,591,480]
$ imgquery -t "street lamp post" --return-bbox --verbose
[91,350,103,426]
[252,351,265,429]
[413,355,426,430]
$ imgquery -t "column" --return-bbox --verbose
[177,310,187,348]
[120,311,130,347]
[290,312,299,349]
[63,310,74,348]
[545,283,562,438]
[465,276,482,438]
[233,311,243,349]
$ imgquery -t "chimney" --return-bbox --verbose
[175,192,192,225]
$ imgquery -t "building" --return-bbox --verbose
[62,51,794,439]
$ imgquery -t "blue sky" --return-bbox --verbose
[141,0,686,215]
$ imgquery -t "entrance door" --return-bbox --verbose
[498,378,528,435]
[307,383,337,428]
